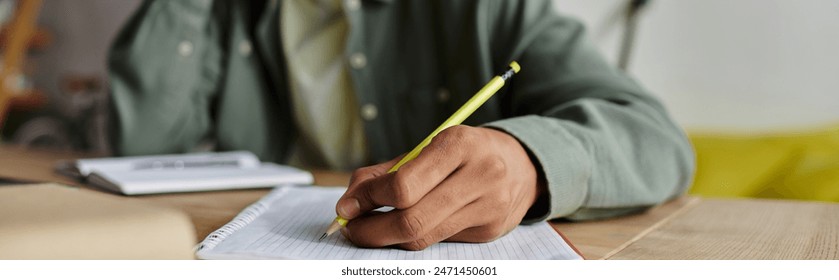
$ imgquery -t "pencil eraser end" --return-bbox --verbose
[509,61,521,73]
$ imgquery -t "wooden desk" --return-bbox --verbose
[610,198,839,259]
[2,144,836,259]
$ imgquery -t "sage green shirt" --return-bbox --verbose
[108,0,696,222]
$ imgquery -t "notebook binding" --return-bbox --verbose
[195,188,288,252]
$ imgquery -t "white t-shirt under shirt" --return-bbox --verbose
[281,0,368,171]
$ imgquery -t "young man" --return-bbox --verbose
[109,0,694,250]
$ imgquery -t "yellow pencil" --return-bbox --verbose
[320,61,521,241]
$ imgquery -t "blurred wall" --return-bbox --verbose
[554,0,839,132]
[31,0,141,101]
[8,1,141,152]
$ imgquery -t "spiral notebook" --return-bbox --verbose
[196,185,583,260]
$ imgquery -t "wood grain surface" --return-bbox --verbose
[0,144,90,186]
[555,196,701,259]
[610,198,839,259]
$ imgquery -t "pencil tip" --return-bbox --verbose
[318,233,327,241]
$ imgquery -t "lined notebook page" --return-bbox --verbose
[196,186,582,260]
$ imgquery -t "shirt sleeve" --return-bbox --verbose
[481,0,696,222]
[108,0,223,156]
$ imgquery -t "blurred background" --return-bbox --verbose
[0,0,139,154]
[0,0,837,201]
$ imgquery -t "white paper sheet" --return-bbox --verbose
[196,186,582,260]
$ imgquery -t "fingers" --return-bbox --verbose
[396,191,520,250]
[392,126,473,189]
[336,157,400,219]
[396,201,507,251]
[346,200,500,250]
[343,168,486,249]
[337,126,473,219]
[336,174,390,219]
[346,157,401,190]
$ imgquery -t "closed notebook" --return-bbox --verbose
[88,163,313,195]
[55,151,261,178]
[55,151,314,195]
[196,185,584,260]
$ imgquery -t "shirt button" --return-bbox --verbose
[346,0,361,11]
[349,53,367,69]
[360,104,378,121]
[178,40,193,57]
[436,88,450,103]
[239,40,252,57]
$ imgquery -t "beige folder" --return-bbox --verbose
[0,184,195,259]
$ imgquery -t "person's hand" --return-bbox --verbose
[335,125,545,250]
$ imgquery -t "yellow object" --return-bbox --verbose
[387,61,521,173]
[689,124,839,202]
[323,62,521,238]
[335,216,348,226]
[509,61,521,73]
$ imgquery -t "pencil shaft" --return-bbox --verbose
[387,76,506,173]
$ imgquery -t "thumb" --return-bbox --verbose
[336,156,403,219]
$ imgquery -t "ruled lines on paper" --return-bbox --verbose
[197,186,582,260]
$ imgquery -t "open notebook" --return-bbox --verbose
[196,186,583,260]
